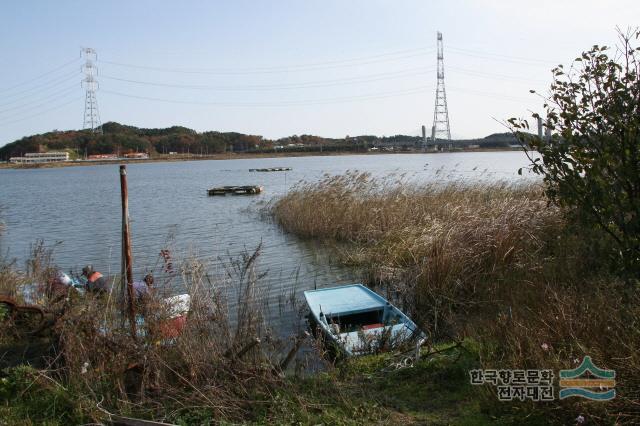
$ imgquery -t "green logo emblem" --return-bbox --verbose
[559,356,615,400]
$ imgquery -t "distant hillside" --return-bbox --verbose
[456,132,521,148]
[0,122,265,160]
[0,123,521,160]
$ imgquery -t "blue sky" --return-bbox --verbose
[0,0,637,145]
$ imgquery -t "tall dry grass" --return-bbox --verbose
[57,248,300,422]
[0,243,304,423]
[271,172,640,423]
[272,172,561,334]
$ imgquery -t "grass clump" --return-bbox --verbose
[0,365,92,425]
[256,343,502,425]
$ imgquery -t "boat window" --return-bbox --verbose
[326,309,383,333]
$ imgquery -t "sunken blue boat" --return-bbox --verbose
[304,284,426,356]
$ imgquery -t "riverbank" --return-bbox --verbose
[1,341,532,425]
[3,173,636,424]
[0,244,505,425]
[0,147,519,170]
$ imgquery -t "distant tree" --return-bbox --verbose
[511,29,640,276]
[200,132,227,153]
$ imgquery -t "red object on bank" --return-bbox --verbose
[159,315,187,338]
[362,323,384,330]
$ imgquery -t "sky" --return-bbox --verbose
[0,0,638,146]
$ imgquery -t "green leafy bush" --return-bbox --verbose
[511,30,640,277]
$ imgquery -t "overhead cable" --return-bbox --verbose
[99,50,433,75]
[0,84,80,115]
[101,85,431,107]
[0,97,81,127]
[0,71,81,105]
[0,57,80,93]
[100,67,434,91]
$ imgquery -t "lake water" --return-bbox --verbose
[0,151,536,332]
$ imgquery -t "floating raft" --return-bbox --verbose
[207,185,263,196]
[249,167,292,172]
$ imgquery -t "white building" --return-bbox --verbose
[9,152,70,164]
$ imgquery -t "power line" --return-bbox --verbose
[238,46,432,69]
[447,45,559,64]
[0,83,79,115]
[98,44,562,77]
[0,57,80,93]
[101,85,431,107]
[447,65,550,84]
[100,50,434,75]
[100,67,434,91]
[447,85,536,103]
[100,46,432,72]
[0,97,81,127]
[99,63,549,93]
[0,90,80,121]
[447,46,558,66]
[0,71,81,105]
[100,64,547,93]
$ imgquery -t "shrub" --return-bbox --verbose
[511,30,640,277]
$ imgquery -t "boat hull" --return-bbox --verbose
[304,284,425,356]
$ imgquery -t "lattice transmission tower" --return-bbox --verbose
[81,47,102,134]
[431,32,451,143]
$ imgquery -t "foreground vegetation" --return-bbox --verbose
[271,173,639,424]
[0,247,303,425]
[3,340,542,425]
[0,244,510,425]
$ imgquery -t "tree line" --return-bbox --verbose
[0,121,519,160]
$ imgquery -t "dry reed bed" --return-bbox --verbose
[271,172,640,423]
[271,172,563,331]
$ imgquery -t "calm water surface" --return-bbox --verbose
[0,152,536,330]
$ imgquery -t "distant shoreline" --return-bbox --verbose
[0,147,520,170]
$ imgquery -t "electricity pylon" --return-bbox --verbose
[81,47,102,134]
[431,32,451,144]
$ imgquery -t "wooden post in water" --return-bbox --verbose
[120,165,137,339]
[278,331,310,372]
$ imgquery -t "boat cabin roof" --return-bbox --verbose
[304,284,387,317]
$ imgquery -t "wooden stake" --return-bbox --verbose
[278,331,310,372]
[224,337,261,360]
[120,165,137,339]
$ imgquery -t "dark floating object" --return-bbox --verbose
[249,167,292,172]
[207,185,264,196]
